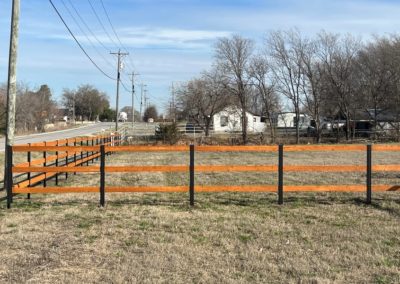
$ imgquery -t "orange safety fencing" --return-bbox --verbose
[4,143,400,208]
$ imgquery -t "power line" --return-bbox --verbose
[66,0,112,52]
[59,0,115,70]
[87,0,119,50]
[99,0,136,72]
[48,0,116,80]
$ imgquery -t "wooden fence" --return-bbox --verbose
[4,133,121,208]
[5,143,400,208]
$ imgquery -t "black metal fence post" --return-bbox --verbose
[100,145,105,207]
[91,138,94,164]
[366,144,372,204]
[43,141,47,187]
[86,139,89,166]
[55,140,59,186]
[27,143,31,199]
[278,144,284,205]
[96,137,99,161]
[74,139,77,175]
[6,145,13,209]
[65,140,69,180]
[189,144,195,206]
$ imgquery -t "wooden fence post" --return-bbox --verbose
[189,144,195,206]
[366,144,372,204]
[278,144,284,205]
[100,145,105,207]
[6,145,13,209]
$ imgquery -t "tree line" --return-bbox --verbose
[0,82,160,134]
[177,30,400,144]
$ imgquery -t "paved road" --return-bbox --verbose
[0,122,115,151]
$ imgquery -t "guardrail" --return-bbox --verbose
[3,144,400,208]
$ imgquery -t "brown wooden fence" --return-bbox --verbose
[4,133,121,208]
[5,143,400,208]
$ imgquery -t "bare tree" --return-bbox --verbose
[248,55,280,143]
[143,105,158,122]
[267,30,306,144]
[62,85,109,121]
[357,37,395,139]
[177,69,229,136]
[317,31,362,140]
[15,84,57,132]
[300,36,326,143]
[215,35,254,144]
[0,84,7,132]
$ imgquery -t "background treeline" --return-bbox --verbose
[177,29,400,143]
[0,83,113,134]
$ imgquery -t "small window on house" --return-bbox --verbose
[253,117,257,122]
[220,116,228,127]
[261,117,267,123]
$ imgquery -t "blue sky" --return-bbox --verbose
[1,0,400,113]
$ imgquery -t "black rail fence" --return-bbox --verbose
[1,134,121,207]
[3,143,400,209]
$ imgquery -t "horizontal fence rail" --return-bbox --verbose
[4,143,400,208]
[3,133,122,208]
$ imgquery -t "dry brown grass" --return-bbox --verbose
[1,193,399,283]
[0,149,400,283]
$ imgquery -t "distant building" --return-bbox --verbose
[118,112,128,122]
[276,112,312,129]
[213,106,266,133]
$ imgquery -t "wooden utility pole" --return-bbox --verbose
[110,49,128,131]
[129,72,139,128]
[4,0,20,208]
[140,83,147,121]
[171,82,176,122]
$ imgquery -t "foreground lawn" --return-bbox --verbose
[0,192,399,283]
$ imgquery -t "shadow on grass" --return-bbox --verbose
[1,192,399,217]
[352,196,400,217]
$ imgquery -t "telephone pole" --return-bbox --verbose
[110,49,128,131]
[140,83,147,121]
[4,0,20,208]
[129,72,139,128]
[171,82,176,122]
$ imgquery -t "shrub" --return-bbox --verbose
[156,123,180,145]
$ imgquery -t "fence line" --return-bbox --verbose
[4,143,400,208]
[3,133,121,207]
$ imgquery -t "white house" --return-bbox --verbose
[213,106,266,133]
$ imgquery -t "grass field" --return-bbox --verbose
[1,149,400,283]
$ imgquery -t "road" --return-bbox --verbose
[0,122,115,151]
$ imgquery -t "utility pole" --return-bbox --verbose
[171,82,176,122]
[4,0,20,208]
[110,49,128,131]
[129,72,139,129]
[140,83,147,121]
[144,89,148,110]
[72,92,76,125]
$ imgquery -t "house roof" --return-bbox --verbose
[331,109,399,122]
